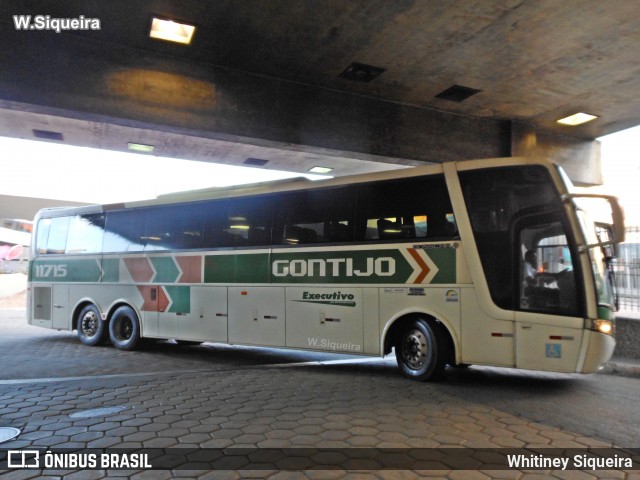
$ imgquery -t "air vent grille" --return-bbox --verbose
[338,62,386,83]
[435,85,482,103]
[32,129,64,141]
[243,158,269,166]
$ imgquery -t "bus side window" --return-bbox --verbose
[103,209,147,252]
[46,217,71,254]
[221,197,273,248]
[326,221,352,242]
[356,174,454,242]
[201,201,229,249]
[377,218,415,240]
[222,210,251,246]
[283,225,318,244]
[144,204,204,251]
[66,214,105,254]
[36,219,52,255]
[275,189,355,245]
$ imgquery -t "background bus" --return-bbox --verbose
[27,157,624,380]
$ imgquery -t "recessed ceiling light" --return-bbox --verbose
[127,142,154,153]
[308,166,333,174]
[556,112,598,126]
[149,17,196,45]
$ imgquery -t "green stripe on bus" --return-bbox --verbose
[425,248,456,284]
[204,253,270,283]
[102,258,119,282]
[31,258,102,282]
[32,246,456,285]
[204,247,456,285]
[151,257,180,283]
[164,286,191,313]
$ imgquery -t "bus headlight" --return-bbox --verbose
[591,319,614,335]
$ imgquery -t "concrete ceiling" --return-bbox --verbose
[1,0,639,177]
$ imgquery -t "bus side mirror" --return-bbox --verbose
[563,193,626,248]
[607,196,626,244]
[595,222,619,259]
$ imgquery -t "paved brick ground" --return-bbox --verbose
[1,301,639,479]
[2,363,632,479]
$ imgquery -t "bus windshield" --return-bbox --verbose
[459,165,582,316]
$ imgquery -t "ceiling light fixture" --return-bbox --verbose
[127,142,155,153]
[556,112,598,126]
[308,166,333,174]
[149,17,196,45]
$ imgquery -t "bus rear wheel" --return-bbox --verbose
[109,306,141,351]
[77,304,107,346]
[395,318,447,381]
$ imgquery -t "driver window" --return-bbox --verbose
[519,220,579,316]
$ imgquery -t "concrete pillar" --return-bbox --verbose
[512,122,602,186]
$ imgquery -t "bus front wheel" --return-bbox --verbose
[109,306,141,351]
[77,304,107,346]
[395,318,447,381]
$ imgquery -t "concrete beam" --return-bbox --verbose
[0,30,511,165]
[0,29,601,182]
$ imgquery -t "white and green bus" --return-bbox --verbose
[28,157,624,381]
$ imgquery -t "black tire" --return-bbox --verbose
[395,318,447,381]
[109,306,141,351]
[77,304,107,346]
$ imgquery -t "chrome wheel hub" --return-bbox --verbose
[402,328,427,369]
[81,311,99,337]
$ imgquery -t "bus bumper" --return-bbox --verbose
[579,330,616,373]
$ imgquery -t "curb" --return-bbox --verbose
[600,360,640,378]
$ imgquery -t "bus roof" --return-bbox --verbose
[109,162,444,210]
[34,157,554,219]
